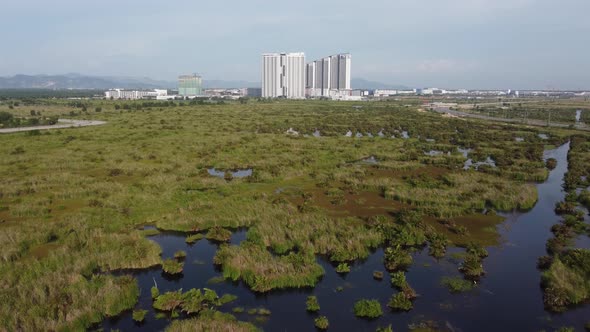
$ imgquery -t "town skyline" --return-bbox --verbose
[1,0,589,90]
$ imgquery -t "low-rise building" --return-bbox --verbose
[105,89,168,100]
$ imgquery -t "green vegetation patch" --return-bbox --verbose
[132,309,148,322]
[186,233,204,244]
[165,310,259,332]
[153,288,237,314]
[388,292,413,311]
[162,258,184,275]
[542,249,590,312]
[441,277,475,293]
[314,316,329,330]
[306,295,320,312]
[206,226,233,242]
[353,299,383,319]
[214,243,324,292]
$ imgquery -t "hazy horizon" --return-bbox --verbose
[2,0,589,90]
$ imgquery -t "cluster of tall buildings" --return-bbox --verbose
[262,52,351,99]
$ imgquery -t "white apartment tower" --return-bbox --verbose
[262,53,305,99]
[306,53,351,97]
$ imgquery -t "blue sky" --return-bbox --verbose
[1,0,589,89]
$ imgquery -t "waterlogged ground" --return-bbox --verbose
[2,100,590,331]
[100,143,590,331]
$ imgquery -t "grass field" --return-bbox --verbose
[0,97,588,330]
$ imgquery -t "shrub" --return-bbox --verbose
[132,309,148,322]
[384,246,413,271]
[162,259,184,275]
[206,227,232,242]
[459,253,485,279]
[314,316,329,330]
[174,250,187,260]
[335,262,350,274]
[428,232,449,258]
[186,233,203,244]
[151,286,159,299]
[441,277,475,293]
[387,292,413,311]
[542,249,590,312]
[306,296,320,312]
[546,158,557,170]
[554,201,577,215]
[390,271,407,289]
[10,146,25,155]
[353,299,383,319]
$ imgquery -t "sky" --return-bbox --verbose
[1,0,589,90]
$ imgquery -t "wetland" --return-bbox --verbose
[0,98,589,331]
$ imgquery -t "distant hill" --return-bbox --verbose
[0,74,175,90]
[0,74,409,91]
[0,74,261,90]
[351,78,411,90]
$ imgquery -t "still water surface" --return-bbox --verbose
[102,142,590,331]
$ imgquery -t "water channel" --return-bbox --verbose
[101,142,590,331]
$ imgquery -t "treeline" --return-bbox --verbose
[0,89,103,99]
[0,111,58,128]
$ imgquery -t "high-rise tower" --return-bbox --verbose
[306,53,351,97]
[262,53,305,99]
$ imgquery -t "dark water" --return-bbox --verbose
[102,142,590,331]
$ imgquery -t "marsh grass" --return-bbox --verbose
[214,243,324,292]
[165,310,259,332]
[185,233,204,244]
[153,288,237,315]
[542,249,590,312]
[0,98,583,330]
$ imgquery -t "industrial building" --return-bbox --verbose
[306,53,351,98]
[178,74,203,97]
[261,53,305,99]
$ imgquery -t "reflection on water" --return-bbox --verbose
[458,147,472,158]
[102,143,590,332]
[207,168,252,179]
[464,157,496,170]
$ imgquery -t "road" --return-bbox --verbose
[431,107,590,131]
[0,119,106,134]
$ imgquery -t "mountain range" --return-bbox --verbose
[0,74,410,90]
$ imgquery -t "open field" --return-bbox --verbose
[0,98,589,330]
